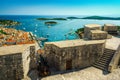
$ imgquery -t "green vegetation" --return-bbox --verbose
[117,26,120,31]
[75,28,84,34]
[81,16,120,20]
[0,20,20,26]
[75,28,84,38]
[0,30,7,35]
[37,18,67,20]
[67,17,80,19]
[37,16,120,20]
[45,21,57,25]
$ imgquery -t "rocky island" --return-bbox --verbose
[0,20,20,26]
[45,21,57,25]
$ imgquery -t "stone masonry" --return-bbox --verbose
[84,24,108,40]
[109,45,120,72]
[44,39,105,71]
[0,44,38,80]
[84,24,101,39]
[104,24,118,32]
[90,30,107,40]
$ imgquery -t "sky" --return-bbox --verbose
[0,0,120,16]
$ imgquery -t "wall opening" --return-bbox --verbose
[118,58,120,68]
[66,59,72,70]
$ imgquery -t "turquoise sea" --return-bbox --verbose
[1,15,120,44]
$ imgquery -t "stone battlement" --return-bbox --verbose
[45,39,105,48]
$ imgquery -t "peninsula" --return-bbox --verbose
[81,16,120,20]
[0,20,20,26]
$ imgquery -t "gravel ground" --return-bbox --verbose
[106,36,120,50]
[41,67,120,80]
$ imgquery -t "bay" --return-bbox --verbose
[0,15,120,44]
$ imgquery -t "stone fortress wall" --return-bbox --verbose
[44,40,105,71]
[0,53,23,80]
[0,43,38,80]
[44,23,120,72]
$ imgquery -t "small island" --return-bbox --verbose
[81,16,120,20]
[45,21,57,25]
[0,20,20,26]
[37,18,67,20]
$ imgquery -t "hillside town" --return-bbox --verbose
[0,27,35,46]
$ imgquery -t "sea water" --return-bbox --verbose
[0,15,120,45]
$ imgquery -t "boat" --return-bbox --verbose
[36,37,48,41]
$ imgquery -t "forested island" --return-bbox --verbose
[67,17,80,19]
[81,16,120,20]
[37,18,67,20]
[45,21,57,25]
[37,16,120,21]
[0,20,20,26]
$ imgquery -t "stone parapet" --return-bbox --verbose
[0,43,37,80]
[90,30,108,40]
[104,24,118,32]
[44,39,105,71]
[108,45,120,72]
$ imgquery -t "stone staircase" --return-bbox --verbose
[93,48,116,71]
[108,31,118,35]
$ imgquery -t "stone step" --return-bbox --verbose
[104,49,116,53]
[102,54,113,58]
[93,49,115,71]
[100,57,112,60]
[99,55,112,59]
[94,63,107,67]
[97,61,109,65]
[104,51,115,53]
[94,61,108,66]
[103,52,114,55]
[93,64,106,70]
[99,57,111,62]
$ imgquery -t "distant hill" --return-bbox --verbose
[67,17,80,19]
[37,18,67,20]
[81,16,120,20]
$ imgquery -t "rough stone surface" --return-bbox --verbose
[0,44,38,80]
[84,24,101,39]
[90,30,108,40]
[104,24,118,32]
[44,39,105,71]
[109,45,120,72]
[106,36,120,50]
[41,67,120,80]
[0,53,23,80]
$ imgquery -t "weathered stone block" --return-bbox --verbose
[84,24,102,39]
[109,45,120,72]
[0,43,38,80]
[104,24,118,31]
[44,39,105,71]
[90,30,108,40]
